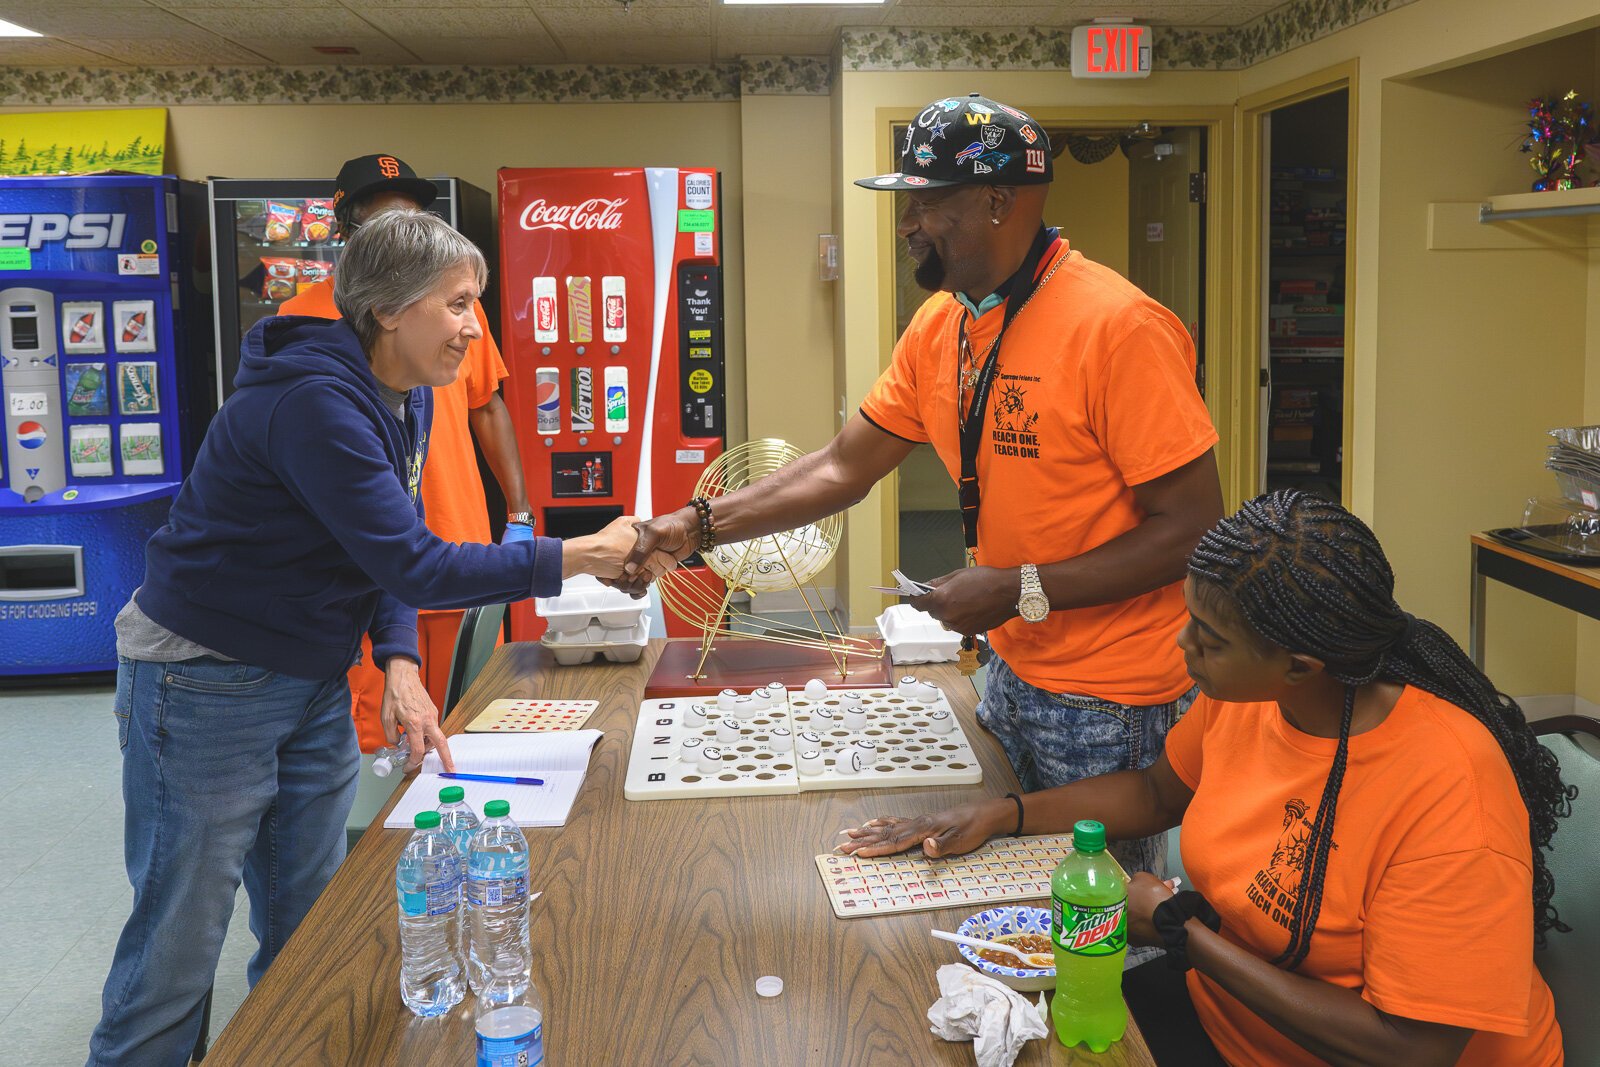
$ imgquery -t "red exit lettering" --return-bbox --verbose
[1087,26,1144,73]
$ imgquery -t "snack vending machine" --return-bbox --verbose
[497,167,726,639]
[208,176,494,404]
[0,174,214,675]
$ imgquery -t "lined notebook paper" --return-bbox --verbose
[384,730,603,829]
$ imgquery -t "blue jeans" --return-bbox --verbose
[978,655,1197,882]
[89,656,358,1067]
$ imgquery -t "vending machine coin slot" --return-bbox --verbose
[677,264,723,438]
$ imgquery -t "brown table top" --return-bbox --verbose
[207,641,1153,1067]
[1471,532,1600,592]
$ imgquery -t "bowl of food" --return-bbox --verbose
[954,905,1055,991]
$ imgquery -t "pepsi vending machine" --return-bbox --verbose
[0,175,213,675]
[497,167,725,640]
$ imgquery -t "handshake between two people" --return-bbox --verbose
[563,511,699,595]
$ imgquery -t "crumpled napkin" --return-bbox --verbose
[926,963,1050,1067]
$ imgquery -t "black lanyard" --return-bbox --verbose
[957,227,1061,561]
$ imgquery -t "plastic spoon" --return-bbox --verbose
[931,929,1053,969]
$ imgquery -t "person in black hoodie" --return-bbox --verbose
[89,209,667,1066]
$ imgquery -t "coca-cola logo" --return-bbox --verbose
[535,296,555,332]
[519,197,627,232]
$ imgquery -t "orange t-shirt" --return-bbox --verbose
[279,277,506,550]
[1164,687,1563,1067]
[860,240,1218,703]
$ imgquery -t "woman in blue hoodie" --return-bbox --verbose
[89,209,663,1066]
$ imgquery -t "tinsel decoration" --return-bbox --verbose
[1520,90,1593,191]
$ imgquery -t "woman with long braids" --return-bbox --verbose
[843,490,1569,1065]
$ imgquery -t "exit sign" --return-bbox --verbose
[1071,23,1153,79]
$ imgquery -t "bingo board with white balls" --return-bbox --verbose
[624,676,982,801]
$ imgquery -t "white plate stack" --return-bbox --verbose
[875,604,961,664]
[536,575,650,665]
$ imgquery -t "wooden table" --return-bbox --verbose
[207,641,1154,1066]
[1469,533,1600,669]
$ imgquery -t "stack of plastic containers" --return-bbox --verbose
[535,573,650,664]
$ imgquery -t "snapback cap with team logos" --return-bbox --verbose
[855,93,1053,191]
[332,153,439,228]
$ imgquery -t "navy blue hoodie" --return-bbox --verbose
[137,316,562,680]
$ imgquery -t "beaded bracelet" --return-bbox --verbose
[688,496,718,552]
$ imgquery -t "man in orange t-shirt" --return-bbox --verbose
[281,153,530,751]
[625,96,1222,888]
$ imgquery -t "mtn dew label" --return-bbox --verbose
[1054,896,1127,956]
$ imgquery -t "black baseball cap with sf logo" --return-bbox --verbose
[332,153,439,229]
[855,93,1053,191]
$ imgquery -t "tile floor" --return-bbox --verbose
[1,683,256,1066]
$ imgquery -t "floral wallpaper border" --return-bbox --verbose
[840,0,1422,72]
[0,0,1420,106]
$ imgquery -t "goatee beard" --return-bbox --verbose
[913,246,946,292]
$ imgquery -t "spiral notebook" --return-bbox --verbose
[383,730,603,829]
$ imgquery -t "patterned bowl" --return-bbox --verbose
[954,905,1056,991]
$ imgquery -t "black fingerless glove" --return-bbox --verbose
[1153,890,1222,972]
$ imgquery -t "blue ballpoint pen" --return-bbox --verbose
[439,772,545,787]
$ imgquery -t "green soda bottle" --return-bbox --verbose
[1050,819,1128,1052]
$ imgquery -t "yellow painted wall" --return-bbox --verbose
[1046,148,1130,277]
[739,93,839,592]
[1237,0,1600,702]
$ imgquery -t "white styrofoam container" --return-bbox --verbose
[536,573,648,633]
[540,613,650,665]
[876,604,961,664]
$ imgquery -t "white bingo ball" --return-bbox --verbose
[897,675,919,696]
[798,749,826,776]
[852,739,878,768]
[834,750,859,775]
[803,678,828,700]
[911,681,941,702]
[928,709,954,735]
[770,727,793,753]
[766,681,787,697]
[717,717,743,743]
[839,691,863,710]
[698,745,723,773]
[809,707,836,732]
[683,703,708,727]
[798,730,822,756]
[842,706,869,732]
[747,687,773,710]
[680,736,703,760]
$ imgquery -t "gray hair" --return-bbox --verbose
[333,208,488,351]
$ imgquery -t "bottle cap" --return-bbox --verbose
[484,800,511,818]
[755,975,784,998]
[414,811,442,829]
[439,786,465,804]
[1073,819,1107,853]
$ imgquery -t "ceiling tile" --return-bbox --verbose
[517,0,707,7]
[358,6,559,40]
[0,5,201,36]
[555,34,714,63]
[172,6,382,35]
[61,34,272,63]
[715,7,880,35]
[538,5,711,36]
[226,34,420,63]
[144,0,348,7]
[341,0,534,7]
[714,33,837,60]
[0,37,133,65]
[392,35,566,63]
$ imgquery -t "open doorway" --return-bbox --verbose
[888,122,1210,583]
[1259,90,1350,501]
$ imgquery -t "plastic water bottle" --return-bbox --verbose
[466,799,531,996]
[475,962,544,1067]
[437,785,480,857]
[1051,819,1128,1052]
[396,810,466,1017]
[372,737,422,778]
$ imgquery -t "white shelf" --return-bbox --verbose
[1479,186,1600,223]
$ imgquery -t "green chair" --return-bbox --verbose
[441,602,508,717]
[1533,715,1599,1066]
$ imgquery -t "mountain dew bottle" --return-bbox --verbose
[1051,819,1128,1052]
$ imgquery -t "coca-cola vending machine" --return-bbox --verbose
[499,167,725,640]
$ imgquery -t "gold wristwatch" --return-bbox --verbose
[1017,563,1049,623]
